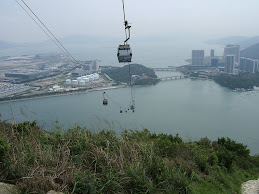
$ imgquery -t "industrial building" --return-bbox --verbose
[71,69,87,77]
[81,60,99,72]
[66,73,100,86]
[5,69,51,79]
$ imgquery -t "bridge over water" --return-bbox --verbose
[158,75,189,81]
[152,67,177,71]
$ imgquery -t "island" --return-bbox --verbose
[102,64,160,85]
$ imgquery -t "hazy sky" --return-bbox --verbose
[1,0,259,43]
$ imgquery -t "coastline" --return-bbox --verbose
[0,85,126,103]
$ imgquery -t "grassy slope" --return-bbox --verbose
[0,121,258,193]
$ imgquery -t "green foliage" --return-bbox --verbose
[208,152,218,166]
[71,172,98,194]
[216,150,235,170]
[135,77,160,85]
[198,137,212,148]
[0,122,258,193]
[0,136,8,161]
[217,137,250,157]
[0,137,20,181]
[14,121,37,133]
[103,64,158,85]
[213,72,259,90]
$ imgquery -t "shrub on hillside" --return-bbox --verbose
[0,136,8,161]
[217,137,250,157]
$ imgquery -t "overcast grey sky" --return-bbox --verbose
[1,0,259,43]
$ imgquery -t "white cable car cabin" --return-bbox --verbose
[117,44,132,63]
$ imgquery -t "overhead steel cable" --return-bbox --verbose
[15,0,78,65]
[122,0,126,23]
[121,0,131,44]
[15,1,68,58]
[20,0,77,64]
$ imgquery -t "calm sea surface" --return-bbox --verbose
[1,72,259,155]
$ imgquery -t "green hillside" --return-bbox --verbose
[0,121,258,193]
[241,43,259,59]
[213,72,259,90]
[102,64,159,85]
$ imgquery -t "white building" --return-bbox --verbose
[223,45,240,66]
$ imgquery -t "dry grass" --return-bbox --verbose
[0,122,258,193]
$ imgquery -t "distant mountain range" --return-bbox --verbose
[1,35,259,60]
[240,43,259,59]
[205,36,259,49]
[0,35,120,50]
[0,40,20,49]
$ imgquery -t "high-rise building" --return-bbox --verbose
[210,49,215,66]
[244,58,255,73]
[224,55,235,74]
[240,57,258,73]
[210,49,215,57]
[254,60,259,72]
[91,60,99,72]
[223,45,240,66]
[211,58,219,67]
[239,57,246,71]
[192,50,204,66]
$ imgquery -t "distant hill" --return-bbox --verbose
[205,36,259,49]
[102,64,159,85]
[0,34,119,50]
[240,43,259,59]
[213,72,259,90]
[0,40,19,49]
[205,36,247,45]
[238,36,259,49]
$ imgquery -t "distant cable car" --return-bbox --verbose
[103,98,108,106]
[130,104,135,112]
[103,92,108,106]
[117,44,132,63]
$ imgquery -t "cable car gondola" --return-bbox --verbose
[103,98,108,106]
[103,92,108,106]
[117,0,132,63]
[117,44,132,63]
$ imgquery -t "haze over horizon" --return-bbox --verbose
[1,0,259,44]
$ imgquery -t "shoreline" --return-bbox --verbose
[0,85,126,103]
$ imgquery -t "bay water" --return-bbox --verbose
[0,72,259,155]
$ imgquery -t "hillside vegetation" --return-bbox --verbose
[240,42,259,59]
[0,121,258,193]
[213,72,259,90]
[102,64,159,85]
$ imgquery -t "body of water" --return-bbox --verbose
[1,72,259,155]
